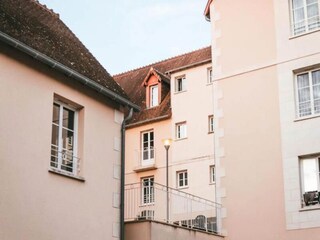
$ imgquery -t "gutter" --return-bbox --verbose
[0,31,140,112]
[126,114,171,129]
[120,108,133,240]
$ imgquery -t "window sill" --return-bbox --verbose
[294,113,320,122]
[139,203,155,207]
[134,164,157,172]
[289,28,320,40]
[174,90,187,94]
[206,82,213,86]
[48,168,85,182]
[209,182,216,185]
[208,131,214,134]
[175,137,188,142]
[299,205,320,212]
[177,186,189,190]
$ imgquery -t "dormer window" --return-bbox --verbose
[150,85,159,107]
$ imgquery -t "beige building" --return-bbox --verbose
[0,1,139,239]
[114,47,219,232]
[205,0,320,239]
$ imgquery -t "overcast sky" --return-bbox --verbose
[38,0,210,75]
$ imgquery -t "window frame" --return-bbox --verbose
[50,100,79,176]
[141,176,155,205]
[290,0,320,36]
[141,130,155,165]
[299,156,320,207]
[177,170,188,188]
[295,68,320,118]
[175,76,186,93]
[210,165,215,184]
[149,84,159,107]
[207,68,213,84]
[208,115,214,133]
[175,122,187,140]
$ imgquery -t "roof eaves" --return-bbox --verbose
[0,31,140,111]
[204,0,213,21]
[166,58,211,74]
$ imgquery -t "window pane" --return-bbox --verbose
[312,70,320,85]
[63,108,74,130]
[150,85,158,107]
[52,103,60,124]
[297,73,309,88]
[62,129,74,152]
[51,145,58,168]
[302,158,318,192]
[293,0,304,8]
[299,101,312,116]
[51,124,59,146]
[294,7,305,22]
[307,3,319,18]
[307,0,317,4]
[298,87,311,102]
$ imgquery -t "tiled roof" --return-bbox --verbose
[0,0,128,100]
[114,46,211,126]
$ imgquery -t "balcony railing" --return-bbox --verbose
[134,147,157,171]
[125,182,221,233]
[50,146,80,175]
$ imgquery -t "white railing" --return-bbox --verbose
[50,146,80,175]
[134,147,157,169]
[125,182,221,233]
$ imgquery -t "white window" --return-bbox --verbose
[208,115,214,133]
[291,0,320,35]
[296,69,320,117]
[176,122,187,139]
[207,68,213,83]
[141,131,154,165]
[175,76,186,92]
[51,101,78,175]
[142,177,154,204]
[300,156,320,206]
[210,165,215,183]
[177,170,188,188]
[150,85,158,107]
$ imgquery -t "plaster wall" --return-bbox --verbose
[0,45,122,240]
[170,63,215,200]
[125,221,223,240]
[209,0,320,238]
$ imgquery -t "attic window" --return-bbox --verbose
[150,85,159,107]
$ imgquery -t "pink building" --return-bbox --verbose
[114,47,222,238]
[0,1,139,239]
[205,0,320,238]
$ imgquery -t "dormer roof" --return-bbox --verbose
[114,46,211,127]
[143,67,170,86]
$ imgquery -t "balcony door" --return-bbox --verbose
[141,131,154,166]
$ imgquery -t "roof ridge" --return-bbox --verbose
[113,45,211,77]
[33,0,60,18]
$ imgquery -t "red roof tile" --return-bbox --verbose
[114,47,211,126]
[0,0,128,100]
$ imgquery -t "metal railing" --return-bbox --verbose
[125,182,221,233]
[50,146,80,175]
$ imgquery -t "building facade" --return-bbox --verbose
[0,1,138,239]
[114,47,218,229]
[205,0,320,238]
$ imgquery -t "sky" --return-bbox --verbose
[38,0,211,75]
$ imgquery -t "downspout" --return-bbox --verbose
[120,108,133,240]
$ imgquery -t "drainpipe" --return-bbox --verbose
[120,108,133,240]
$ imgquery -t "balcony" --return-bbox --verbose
[133,147,157,172]
[125,182,221,234]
